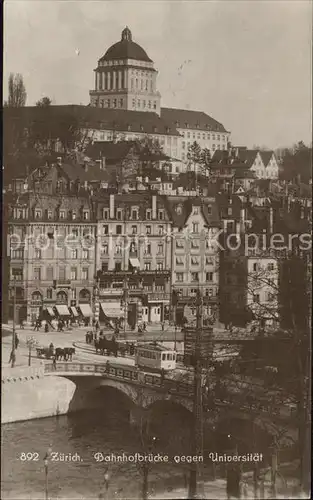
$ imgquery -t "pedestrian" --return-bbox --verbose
[15,334,19,350]
[161,368,165,385]
[52,355,56,370]
[161,321,165,332]
[45,323,49,333]
[19,319,24,329]
[9,349,16,367]
[96,320,100,332]
[143,322,147,332]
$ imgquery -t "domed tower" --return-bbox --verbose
[90,27,161,115]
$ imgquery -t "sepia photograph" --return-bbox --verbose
[1,1,312,499]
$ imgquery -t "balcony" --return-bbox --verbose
[56,279,71,287]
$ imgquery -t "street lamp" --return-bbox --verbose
[44,446,52,500]
[10,278,17,368]
[26,336,38,367]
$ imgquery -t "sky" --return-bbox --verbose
[4,0,312,149]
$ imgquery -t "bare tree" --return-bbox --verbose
[4,73,27,107]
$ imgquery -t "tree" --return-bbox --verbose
[4,73,27,107]
[187,141,202,172]
[36,96,52,107]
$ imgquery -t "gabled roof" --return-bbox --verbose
[164,196,220,229]
[259,151,274,167]
[160,107,228,133]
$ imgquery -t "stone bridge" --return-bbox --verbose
[44,361,297,447]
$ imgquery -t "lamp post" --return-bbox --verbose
[26,336,38,367]
[11,277,17,367]
[122,278,129,339]
[44,445,52,500]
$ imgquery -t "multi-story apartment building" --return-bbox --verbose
[165,195,221,324]
[5,160,97,324]
[94,192,172,327]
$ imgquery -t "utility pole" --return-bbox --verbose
[188,289,204,499]
[123,277,128,339]
[11,278,16,367]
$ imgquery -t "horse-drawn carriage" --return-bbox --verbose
[36,346,54,359]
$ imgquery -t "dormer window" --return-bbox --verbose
[176,204,183,215]
[59,210,65,220]
[158,210,164,220]
[35,209,42,219]
[72,211,76,220]
[127,124,131,131]
[185,123,188,128]
[140,125,144,132]
[193,206,199,215]
[83,210,89,220]
[146,210,152,220]
[47,210,53,220]
[103,209,109,220]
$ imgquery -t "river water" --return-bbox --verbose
[1,404,195,500]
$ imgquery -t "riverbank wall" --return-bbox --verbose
[2,366,104,424]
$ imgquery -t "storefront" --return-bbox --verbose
[100,302,124,328]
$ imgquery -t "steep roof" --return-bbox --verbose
[164,196,220,229]
[160,107,228,133]
[260,151,274,167]
[99,27,152,63]
[4,105,181,137]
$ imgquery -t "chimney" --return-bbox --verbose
[152,195,157,219]
[57,157,62,166]
[269,207,274,233]
[109,194,115,219]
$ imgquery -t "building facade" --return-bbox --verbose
[94,192,172,327]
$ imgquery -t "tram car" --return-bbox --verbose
[135,342,177,372]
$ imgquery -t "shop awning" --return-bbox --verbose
[47,307,55,317]
[79,304,93,317]
[129,258,140,269]
[70,307,78,317]
[101,302,123,318]
[55,305,71,316]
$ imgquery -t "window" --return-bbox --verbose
[145,243,151,255]
[212,134,215,140]
[146,225,151,235]
[205,288,213,297]
[207,134,210,140]
[72,212,76,220]
[82,249,89,260]
[193,206,199,214]
[159,210,164,220]
[191,257,199,265]
[206,272,213,282]
[59,210,65,219]
[206,257,214,265]
[103,209,109,220]
[82,268,89,280]
[101,262,108,272]
[144,262,151,271]
[71,249,78,259]
[83,211,89,220]
[132,210,138,220]
[253,263,259,272]
[207,205,212,214]
[153,102,157,109]
[227,207,232,216]
[158,225,164,235]
[102,243,108,255]
[34,268,41,280]
[115,262,122,272]
[59,267,66,280]
[34,249,41,259]
[156,262,163,271]
[35,209,41,219]
[47,288,53,299]
[253,294,260,303]
[191,272,199,282]
[113,99,117,108]
[132,99,136,108]
[46,267,53,280]
[176,239,184,249]
[182,141,186,149]
[71,267,77,280]
[131,225,137,234]
[191,240,200,249]
[47,210,53,220]
[103,225,109,235]
[192,222,199,233]
[268,263,275,271]
[176,272,184,282]
[115,243,122,255]
[146,210,152,220]
[176,256,184,265]
[157,243,164,255]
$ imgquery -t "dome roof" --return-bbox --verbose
[100,27,152,63]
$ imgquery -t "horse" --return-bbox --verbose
[55,347,65,361]
[64,347,75,361]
